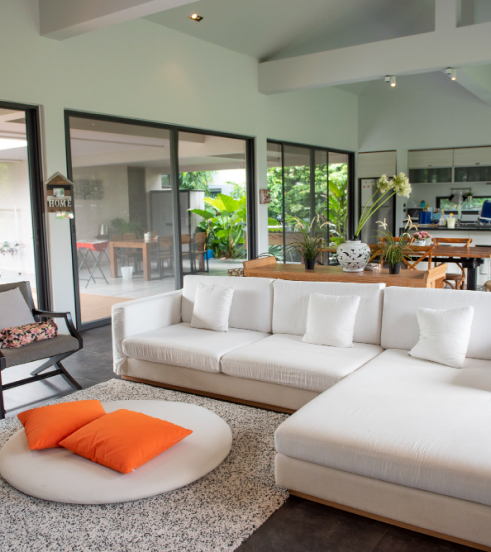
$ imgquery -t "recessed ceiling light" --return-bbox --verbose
[445,67,457,81]
[190,13,203,21]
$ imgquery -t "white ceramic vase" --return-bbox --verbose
[336,240,371,273]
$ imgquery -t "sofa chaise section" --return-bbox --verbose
[275,287,491,550]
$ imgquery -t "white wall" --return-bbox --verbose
[0,0,357,318]
[358,71,491,230]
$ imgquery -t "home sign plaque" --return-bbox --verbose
[46,173,74,219]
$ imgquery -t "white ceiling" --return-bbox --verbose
[146,0,436,61]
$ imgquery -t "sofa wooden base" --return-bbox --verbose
[121,375,297,414]
[290,490,490,552]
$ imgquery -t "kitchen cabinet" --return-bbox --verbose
[358,151,396,178]
[408,149,454,169]
[453,147,491,167]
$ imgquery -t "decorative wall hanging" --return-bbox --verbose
[74,179,104,200]
[46,173,74,219]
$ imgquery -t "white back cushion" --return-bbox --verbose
[272,280,385,345]
[182,276,274,333]
[382,287,491,360]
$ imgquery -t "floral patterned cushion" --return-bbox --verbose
[0,320,58,349]
[227,268,244,277]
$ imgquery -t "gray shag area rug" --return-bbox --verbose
[0,379,289,552]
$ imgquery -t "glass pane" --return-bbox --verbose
[314,149,328,247]
[0,109,38,306]
[409,167,452,183]
[455,166,491,182]
[283,145,311,263]
[266,142,283,261]
[328,152,349,264]
[68,117,175,324]
[178,132,248,277]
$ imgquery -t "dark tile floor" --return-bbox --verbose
[3,325,477,552]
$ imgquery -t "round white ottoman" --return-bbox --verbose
[0,400,232,505]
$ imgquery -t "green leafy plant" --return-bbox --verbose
[286,216,329,262]
[190,193,245,259]
[110,218,145,238]
[377,220,412,267]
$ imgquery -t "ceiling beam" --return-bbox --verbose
[40,0,200,40]
[456,65,491,106]
[258,0,491,95]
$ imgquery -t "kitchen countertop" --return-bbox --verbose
[400,224,491,232]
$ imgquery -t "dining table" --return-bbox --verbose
[321,245,491,290]
[110,239,156,281]
[243,259,447,288]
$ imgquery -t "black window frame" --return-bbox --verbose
[266,139,355,263]
[65,110,256,330]
[0,100,49,310]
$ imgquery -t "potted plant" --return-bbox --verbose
[286,216,329,270]
[413,230,431,246]
[336,173,412,272]
[377,220,412,274]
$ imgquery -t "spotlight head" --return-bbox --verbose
[190,13,203,21]
[445,67,457,80]
[385,75,396,87]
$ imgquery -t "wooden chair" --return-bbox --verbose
[243,256,277,271]
[432,237,472,290]
[191,232,209,273]
[403,246,434,271]
[0,282,82,419]
[154,235,174,279]
[112,233,142,276]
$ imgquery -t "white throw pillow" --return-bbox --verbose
[0,288,35,331]
[190,283,234,332]
[302,293,361,348]
[409,306,474,369]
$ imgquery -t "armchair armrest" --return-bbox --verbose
[112,290,182,375]
[32,309,82,342]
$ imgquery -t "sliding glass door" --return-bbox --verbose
[267,140,353,264]
[0,102,47,307]
[66,112,254,328]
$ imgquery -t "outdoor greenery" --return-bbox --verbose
[179,171,215,194]
[267,163,348,247]
[190,193,248,259]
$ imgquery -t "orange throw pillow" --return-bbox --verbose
[59,409,193,474]
[17,400,106,450]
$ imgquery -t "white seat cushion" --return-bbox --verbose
[275,349,491,507]
[122,323,269,373]
[221,334,383,392]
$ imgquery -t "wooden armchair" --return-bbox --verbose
[0,282,82,419]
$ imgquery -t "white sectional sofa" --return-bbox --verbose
[113,276,385,411]
[112,276,491,550]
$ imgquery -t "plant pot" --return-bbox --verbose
[388,263,401,274]
[414,239,425,246]
[336,240,370,273]
[304,259,316,270]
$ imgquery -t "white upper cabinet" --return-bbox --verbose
[357,151,396,178]
[408,149,453,169]
[453,147,491,167]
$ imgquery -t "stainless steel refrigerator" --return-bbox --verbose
[359,179,395,243]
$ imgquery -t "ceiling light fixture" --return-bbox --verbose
[190,13,203,21]
[445,67,457,81]
[385,75,396,87]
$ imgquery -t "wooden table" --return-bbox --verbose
[110,239,156,281]
[243,260,447,288]
[430,246,491,291]
[322,245,491,290]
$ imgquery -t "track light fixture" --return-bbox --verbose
[385,75,396,87]
[445,67,457,80]
[190,13,203,21]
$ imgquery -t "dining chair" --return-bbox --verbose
[432,237,472,290]
[190,232,209,273]
[155,235,174,279]
[112,233,142,276]
[403,246,435,271]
